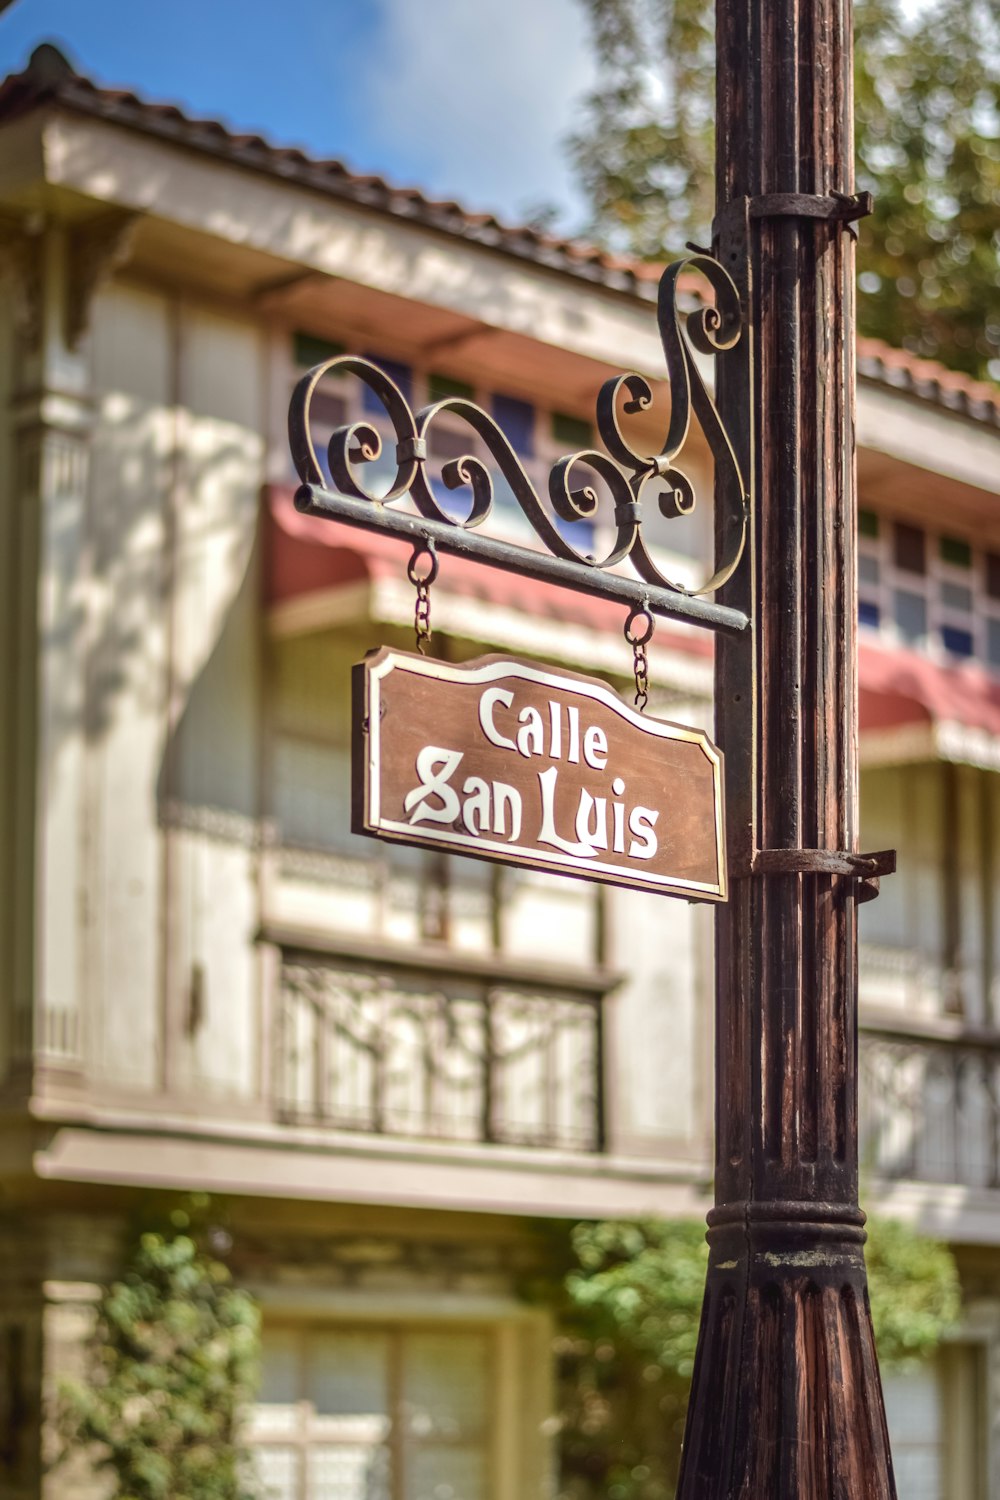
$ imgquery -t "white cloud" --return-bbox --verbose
[360,0,596,229]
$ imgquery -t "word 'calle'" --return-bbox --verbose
[402,687,660,861]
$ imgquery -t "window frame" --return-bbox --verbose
[249,1314,523,1500]
[856,510,1000,673]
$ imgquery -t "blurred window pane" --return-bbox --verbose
[362,355,413,410]
[295,332,346,368]
[940,534,972,569]
[429,373,474,403]
[859,554,880,587]
[987,619,1000,668]
[894,590,927,644]
[492,394,535,458]
[942,625,974,658]
[894,522,926,575]
[551,411,592,448]
[941,581,972,613]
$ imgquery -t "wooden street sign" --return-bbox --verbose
[353,649,727,901]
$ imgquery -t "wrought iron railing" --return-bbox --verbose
[860,1023,1000,1189]
[276,955,603,1152]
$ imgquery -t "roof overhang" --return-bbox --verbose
[857,383,1000,532]
[0,103,671,386]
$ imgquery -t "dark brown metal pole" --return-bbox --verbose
[677,0,897,1494]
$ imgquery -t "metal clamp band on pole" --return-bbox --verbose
[714,190,874,243]
[752,847,897,903]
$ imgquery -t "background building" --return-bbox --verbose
[0,41,998,1500]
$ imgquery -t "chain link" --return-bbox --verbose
[414,579,432,653]
[624,605,654,712]
[408,540,438,655]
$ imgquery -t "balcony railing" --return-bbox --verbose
[860,1022,1000,1189]
[275,950,604,1152]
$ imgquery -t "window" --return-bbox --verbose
[882,1364,945,1500]
[881,1348,986,1500]
[894,589,926,644]
[987,618,1000,668]
[491,394,535,459]
[940,534,972,569]
[551,411,592,449]
[295,333,346,369]
[894,521,926,575]
[251,1325,495,1500]
[362,355,413,409]
[854,508,1000,673]
[428,373,474,404]
[942,624,974,658]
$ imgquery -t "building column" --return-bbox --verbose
[0,213,133,1094]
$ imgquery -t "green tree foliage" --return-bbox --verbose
[568,0,715,259]
[57,1213,261,1500]
[552,1215,960,1500]
[865,1214,963,1368]
[570,0,1000,379]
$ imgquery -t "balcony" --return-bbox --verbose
[860,1020,1000,1189]
[273,941,607,1153]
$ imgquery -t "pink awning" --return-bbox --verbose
[859,639,1000,737]
[266,488,1000,758]
[265,485,713,662]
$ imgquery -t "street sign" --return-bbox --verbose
[353,648,727,901]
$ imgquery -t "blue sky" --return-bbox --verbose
[0,0,594,230]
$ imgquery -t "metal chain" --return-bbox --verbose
[624,605,654,712]
[407,540,439,655]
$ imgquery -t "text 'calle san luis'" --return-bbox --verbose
[353,650,727,902]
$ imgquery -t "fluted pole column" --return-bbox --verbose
[676,1,897,1495]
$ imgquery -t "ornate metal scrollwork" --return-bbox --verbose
[289,252,750,632]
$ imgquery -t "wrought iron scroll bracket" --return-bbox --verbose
[288,250,756,639]
[752,847,896,904]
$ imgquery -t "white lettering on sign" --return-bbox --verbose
[401,688,662,863]
[478,688,517,750]
[485,692,611,770]
[405,746,524,842]
[356,648,727,903]
[403,746,464,825]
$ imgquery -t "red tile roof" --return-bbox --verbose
[857,338,1000,428]
[0,43,665,303]
[3,44,998,428]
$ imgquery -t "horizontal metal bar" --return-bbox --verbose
[294,485,750,636]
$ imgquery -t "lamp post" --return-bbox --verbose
[289,2,897,1489]
[676,0,897,1494]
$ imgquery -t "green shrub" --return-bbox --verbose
[551,1214,960,1500]
[57,1213,260,1500]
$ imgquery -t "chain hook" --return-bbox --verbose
[624,603,654,712]
[407,538,438,655]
